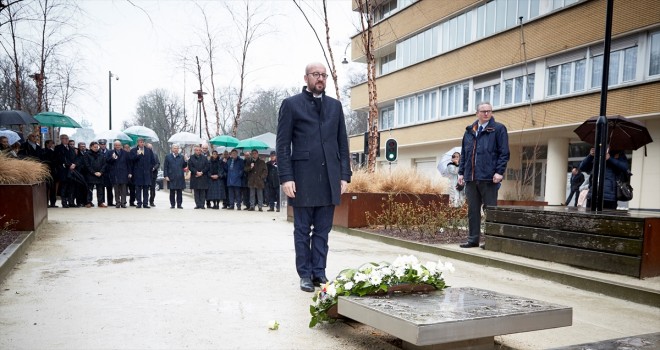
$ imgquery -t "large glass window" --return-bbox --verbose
[379,107,394,130]
[393,90,439,126]
[650,32,660,76]
[475,83,501,108]
[380,52,396,75]
[548,58,587,96]
[505,74,534,104]
[591,46,638,88]
[440,82,469,118]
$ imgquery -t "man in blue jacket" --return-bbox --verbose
[225,149,244,210]
[129,138,156,209]
[458,102,510,248]
[276,62,352,292]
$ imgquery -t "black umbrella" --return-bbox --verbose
[0,110,39,126]
[573,115,653,151]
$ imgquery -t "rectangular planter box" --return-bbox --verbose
[0,182,48,231]
[287,192,449,228]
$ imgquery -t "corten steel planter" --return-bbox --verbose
[287,193,449,228]
[0,182,48,231]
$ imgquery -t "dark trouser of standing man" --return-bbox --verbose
[150,174,157,206]
[114,183,127,208]
[293,205,334,287]
[136,185,150,208]
[47,178,57,207]
[169,189,182,208]
[565,188,580,206]
[228,186,241,210]
[194,189,206,209]
[464,181,498,247]
[128,181,136,206]
[249,187,264,210]
[267,186,280,212]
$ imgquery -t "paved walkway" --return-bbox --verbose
[0,191,658,349]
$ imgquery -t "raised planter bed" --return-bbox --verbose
[287,192,449,228]
[0,182,48,231]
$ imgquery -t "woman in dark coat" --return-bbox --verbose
[163,143,188,209]
[83,141,107,207]
[188,146,210,209]
[579,147,629,210]
[207,151,226,209]
[106,140,131,208]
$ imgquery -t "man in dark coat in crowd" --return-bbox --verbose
[54,134,77,208]
[244,149,268,211]
[188,145,210,209]
[266,151,280,212]
[564,167,585,207]
[163,143,187,209]
[225,149,244,210]
[41,139,59,207]
[107,140,131,208]
[146,143,160,207]
[129,138,156,208]
[83,141,107,207]
[241,151,251,209]
[19,132,42,159]
[98,140,114,206]
[276,62,352,293]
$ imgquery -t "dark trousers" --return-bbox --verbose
[114,184,127,206]
[223,182,229,207]
[249,187,264,208]
[242,187,250,207]
[128,183,136,204]
[150,176,157,204]
[267,186,280,209]
[105,184,114,205]
[228,186,241,208]
[586,198,618,210]
[136,185,150,207]
[464,181,498,245]
[169,189,182,207]
[293,205,335,279]
[61,181,74,206]
[193,189,206,208]
[47,179,57,206]
[566,189,580,206]
[87,183,105,204]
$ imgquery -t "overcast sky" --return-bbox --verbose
[64,0,359,135]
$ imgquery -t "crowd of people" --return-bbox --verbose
[2,132,281,211]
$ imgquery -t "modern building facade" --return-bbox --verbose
[347,0,660,210]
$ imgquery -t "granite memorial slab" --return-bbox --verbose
[338,287,572,350]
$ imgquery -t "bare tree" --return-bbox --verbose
[225,0,273,137]
[196,3,223,137]
[292,0,341,100]
[193,55,211,139]
[356,0,379,173]
[215,85,239,135]
[236,87,292,138]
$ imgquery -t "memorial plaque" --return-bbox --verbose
[338,287,572,349]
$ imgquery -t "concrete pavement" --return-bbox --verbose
[0,191,658,349]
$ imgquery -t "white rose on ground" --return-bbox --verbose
[268,320,279,330]
[344,281,354,290]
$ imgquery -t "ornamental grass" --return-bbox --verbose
[0,153,50,184]
[348,167,446,194]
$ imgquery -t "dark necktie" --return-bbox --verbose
[478,125,483,136]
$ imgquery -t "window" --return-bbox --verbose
[650,31,660,76]
[440,82,469,118]
[379,107,394,130]
[504,74,534,104]
[474,83,501,108]
[374,0,417,22]
[591,46,638,88]
[548,58,586,96]
[380,52,396,75]
[393,90,438,127]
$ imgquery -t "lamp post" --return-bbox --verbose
[342,42,351,64]
[109,71,119,130]
[193,89,207,138]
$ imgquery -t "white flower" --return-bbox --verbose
[392,255,419,268]
[421,275,429,282]
[268,320,279,330]
[368,274,382,285]
[425,261,438,275]
[353,272,368,282]
[437,261,455,273]
[412,263,424,276]
[344,281,354,291]
[394,267,406,278]
[325,283,337,297]
[380,266,393,276]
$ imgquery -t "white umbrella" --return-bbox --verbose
[437,146,462,177]
[95,129,132,142]
[168,131,204,145]
[123,125,160,142]
[0,129,21,146]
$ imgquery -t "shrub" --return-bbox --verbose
[0,153,50,184]
[348,167,446,194]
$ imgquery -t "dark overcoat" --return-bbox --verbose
[163,153,187,190]
[458,117,510,182]
[276,87,352,207]
[84,150,107,185]
[226,157,244,187]
[106,149,130,185]
[266,160,279,188]
[99,148,113,187]
[579,151,629,202]
[188,154,209,190]
[129,146,156,186]
[54,144,76,182]
[244,157,267,189]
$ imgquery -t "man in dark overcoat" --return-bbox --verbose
[188,145,210,209]
[163,143,187,209]
[129,138,156,208]
[41,140,59,207]
[147,143,160,207]
[266,151,280,212]
[54,134,77,208]
[83,141,107,207]
[107,140,131,208]
[98,140,115,206]
[276,62,352,293]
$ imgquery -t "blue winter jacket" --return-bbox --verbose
[579,151,629,202]
[458,117,510,182]
[226,157,244,187]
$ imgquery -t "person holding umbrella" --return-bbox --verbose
[579,147,629,210]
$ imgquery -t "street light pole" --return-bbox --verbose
[109,71,118,130]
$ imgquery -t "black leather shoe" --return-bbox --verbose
[459,243,479,248]
[312,276,328,287]
[300,278,315,292]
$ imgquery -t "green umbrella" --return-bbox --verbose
[209,135,240,147]
[34,111,82,128]
[235,138,270,150]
